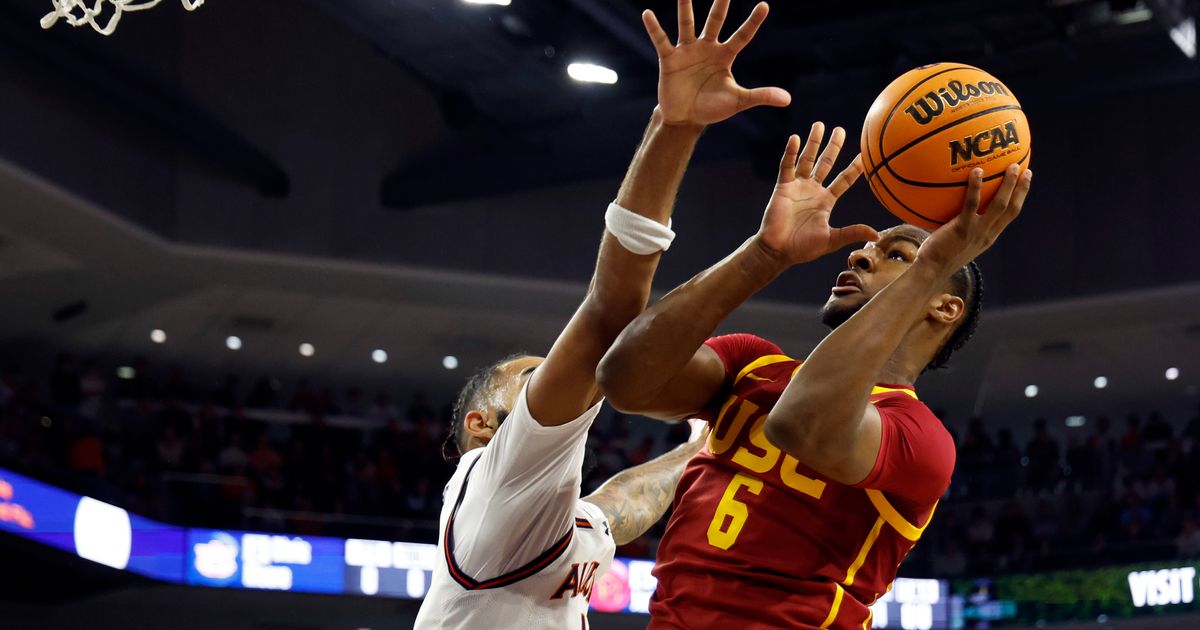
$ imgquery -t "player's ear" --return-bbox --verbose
[464,410,497,442]
[929,293,965,326]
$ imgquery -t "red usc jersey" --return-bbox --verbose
[649,334,956,630]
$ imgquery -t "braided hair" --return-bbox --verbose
[442,353,529,462]
[924,261,983,372]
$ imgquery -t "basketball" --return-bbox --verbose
[860,63,1031,229]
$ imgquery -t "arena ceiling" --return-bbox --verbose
[0,0,1198,429]
[0,0,1197,307]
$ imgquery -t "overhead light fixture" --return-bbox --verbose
[1066,415,1087,428]
[568,62,618,85]
[1024,384,1039,398]
[1170,17,1196,58]
[1166,367,1180,380]
[372,349,388,364]
[150,329,167,344]
[226,336,242,351]
[443,355,459,370]
[463,0,511,6]
[1114,7,1154,25]
[1093,376,1108,389]
[299,343,315,357]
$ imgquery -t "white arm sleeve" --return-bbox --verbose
[450,381,602,579]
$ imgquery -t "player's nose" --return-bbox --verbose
[847,248,873,272]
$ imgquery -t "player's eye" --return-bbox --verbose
[888,250,908,261]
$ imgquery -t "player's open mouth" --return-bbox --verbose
[832,271,862,295]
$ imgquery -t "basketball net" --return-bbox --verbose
[41,0,205,36]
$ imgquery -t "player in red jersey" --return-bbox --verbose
[598,121,1032,627]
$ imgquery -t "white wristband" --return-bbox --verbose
[604,202,675,255]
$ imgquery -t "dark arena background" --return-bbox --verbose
[1,0,1199,628]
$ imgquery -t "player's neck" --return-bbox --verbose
[876,351,921,388]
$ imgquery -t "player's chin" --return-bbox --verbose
[819,294,867,329]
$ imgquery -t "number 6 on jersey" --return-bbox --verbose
[706,473,763,550]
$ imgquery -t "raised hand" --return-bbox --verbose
[916,164,1033,273]
[755,123,878,265]
[642,0,790,127]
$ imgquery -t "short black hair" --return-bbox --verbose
[924,261,983,372]
[442,353,529,462]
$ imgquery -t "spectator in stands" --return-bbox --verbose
[1177,517,1200,556]
[992,499,1033,567]
[1117,490,1153,543]
[1143,465,1177,509]
[1184,405,1200,444]
[156,424,185,471]
[993,427,1022,498]
[218,432,248,473]
[343,387,366,417]
[78,358,107,420]
[404,478,433,516]
[966,506,995,572]
[1143,411,1172,445]
[1030,499,1060,544]
[1120,413,1148,474]
[1065,435,1095,491]
[289,379,324,419]
[1087,416,1118,490]
[367,393,397,426]
[1026,418,1060,493]
[68,429,106,478]
[959,417,994,497]
[248,433,283,480]
[933,540,967,576]
[1158,493,1186,539]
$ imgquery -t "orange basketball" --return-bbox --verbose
[860,63,1031,229]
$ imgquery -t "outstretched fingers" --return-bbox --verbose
[677,0,696,44]
[794,122,825,179]
[827,154,864,198]
[812,126,846,183]
[724,2,768,54]
[700,0,730,41]
[642,10,673,57]
[778,134,802,184]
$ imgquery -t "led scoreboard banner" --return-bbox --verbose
[0,467,184,582]
[3,465,972,623]
[0,466,665,614]
[868,578,955,630]
[956,558,1200,625]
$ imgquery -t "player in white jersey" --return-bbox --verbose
[413,1,791,627]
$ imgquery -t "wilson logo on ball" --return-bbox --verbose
[903,79,1011,125]
[949,121,1022,166]
[861,63,1030,229]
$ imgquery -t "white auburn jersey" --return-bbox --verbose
[414,382,616,629]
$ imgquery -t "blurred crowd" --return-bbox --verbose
[1,353,1198,578]
[914,411,1200,577]
[0,354,681,546]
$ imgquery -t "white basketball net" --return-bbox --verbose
[41,0,205,36]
